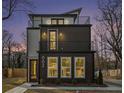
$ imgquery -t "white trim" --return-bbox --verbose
[61,57,71,78]
[74,57,85,78]
[47,57,58,78]
[47,29,58,51]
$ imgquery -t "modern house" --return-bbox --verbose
[27,8,95,84]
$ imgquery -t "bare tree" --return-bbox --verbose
[96,0,122,77]
[3,0,34,20]
[2,30,15,67]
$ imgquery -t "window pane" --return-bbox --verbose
[48,57,58,77]
[31,60,37,79]
[75,57,85,78]
[61,57,71,77]
[58,19,64,24]
[51,19,57,24]
[50,32,56,41]
[50,32,56,50]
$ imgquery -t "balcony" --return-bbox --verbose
[28,16,90,27]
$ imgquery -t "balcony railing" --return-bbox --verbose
[40,41,94,52]
[28,16,90,27]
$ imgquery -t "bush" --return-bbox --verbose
[56,79,61,84]
[97,69,103,85]
[72,79,77,84]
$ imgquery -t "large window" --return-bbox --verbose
[49,31,57,50]
[47,57,58,78]
[74,57,85,78]
[61,57,71,78]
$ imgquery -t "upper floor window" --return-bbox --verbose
[51,18,64,25]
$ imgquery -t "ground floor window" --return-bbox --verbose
[47,57,58,77]
[61,57,71,78]
[74,57,85,78]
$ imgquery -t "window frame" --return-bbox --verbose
[47,57,58,78]
[51,18,64,25]
[61,57,71,78]
[47,29,58,51]
[74,57,85,78]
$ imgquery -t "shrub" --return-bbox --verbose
[97,69,103,85]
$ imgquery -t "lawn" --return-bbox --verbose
[2,77,26,93]
[24,90,121,93]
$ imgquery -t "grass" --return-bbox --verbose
[24,90,122,93]
[2,77,26,93]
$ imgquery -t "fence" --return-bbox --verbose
[3,68,27,78]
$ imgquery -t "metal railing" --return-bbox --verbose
[28,16,90,27]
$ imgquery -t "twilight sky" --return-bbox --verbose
[3,0,99,43]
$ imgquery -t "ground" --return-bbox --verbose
[2,77,26,93]
[24,90,121,93]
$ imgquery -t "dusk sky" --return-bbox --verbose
[3,0,99,44]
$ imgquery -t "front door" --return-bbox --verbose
[48,30,57,51]
[30,59,37,82]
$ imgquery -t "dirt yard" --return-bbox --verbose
[2,77,26,93]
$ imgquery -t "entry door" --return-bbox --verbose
[30,59,37,82]
[48,30,57,51]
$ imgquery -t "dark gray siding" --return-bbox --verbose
[40,52,94,83]
[41,25,91,52]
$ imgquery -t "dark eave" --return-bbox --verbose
[39,24,92,27]
[37,51,96,53]
[28,14,77,17]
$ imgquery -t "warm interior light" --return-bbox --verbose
[46,20,51,24]
[42,32,47,39]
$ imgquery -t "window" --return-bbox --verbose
[51,19,57,24]
[49,31,57,50]
[61,57,71,78]
[47,57,58,77]
[51,18,64,25]
[58,19,64,24]
[74,57,85,78]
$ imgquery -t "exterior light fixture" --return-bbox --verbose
[59,32,64,40]
[42,32,47,40]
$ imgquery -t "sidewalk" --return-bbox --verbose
[5,83,27,93]
[23,83,122,91]
[104,79,122,87]
[5,82,122,93]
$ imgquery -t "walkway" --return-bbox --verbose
[5,82,122,93]
[5,83,27,93]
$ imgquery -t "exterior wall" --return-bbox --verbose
[40,52,94,83]
[32,16,74,27]
[41,26,91,52]
[27,28,40,59]
[33,17,41,27]
[27,28,40,82]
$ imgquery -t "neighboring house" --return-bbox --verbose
[27,8,95,84]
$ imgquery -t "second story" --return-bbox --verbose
[27,8,92,57]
